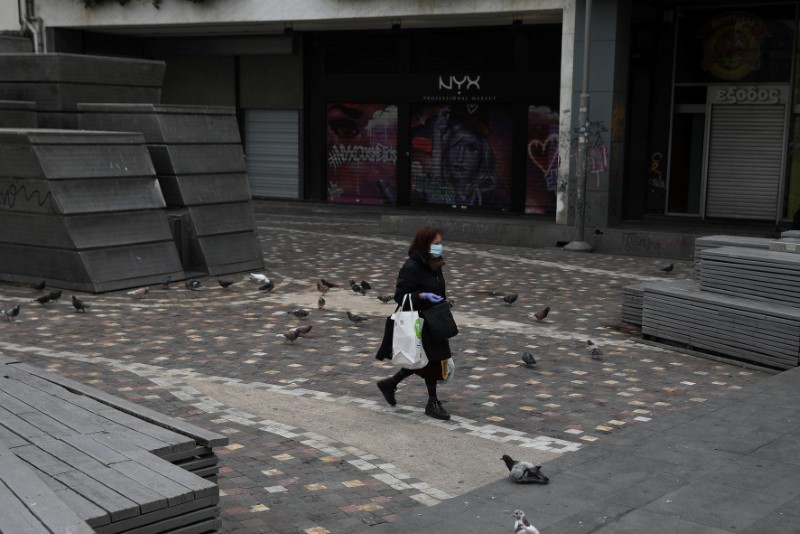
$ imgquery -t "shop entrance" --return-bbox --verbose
[703,85,789,221]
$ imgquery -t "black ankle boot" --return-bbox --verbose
[425,399,450,420]
[377,378,397,406]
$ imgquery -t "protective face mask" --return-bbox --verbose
[430,244,443,257]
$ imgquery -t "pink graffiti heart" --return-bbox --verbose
[527,133,559,176]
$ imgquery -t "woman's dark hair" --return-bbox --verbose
[409,226,442,259]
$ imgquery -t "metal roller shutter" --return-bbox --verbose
[705,104,784,219]
[245,109,299,199]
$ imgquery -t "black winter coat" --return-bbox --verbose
[393,251,452,362]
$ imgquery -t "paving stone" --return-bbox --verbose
[0,201,773,533]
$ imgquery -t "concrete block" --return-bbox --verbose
[50,179,166,214]
[79,103,240,144]
[187,203,257,236]
[0,53,165,86]
[157,174,252,206]
[147,144,246,175]
[0,100,37,128]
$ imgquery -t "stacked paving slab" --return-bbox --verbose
[0,53,164,129]
[0,129,184,292]
[623,233,800,370]
[79,103,264,276]
[0,355,226,533]
[0,100,37,128]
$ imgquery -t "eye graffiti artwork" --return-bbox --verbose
[409,103,512,209]
[525,106,559,215]
[326,103,398,205]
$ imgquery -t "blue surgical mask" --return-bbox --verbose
[430,244,443,258]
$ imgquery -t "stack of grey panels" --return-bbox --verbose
[692,235,772,277]
[0,100,36,128]
[0,54,164,129]
[79,103,264,276]
[641,279,800,369]
[0,129,184,292]
[621,283,645,325]
[0,357,227,533]
[697,246,800,307]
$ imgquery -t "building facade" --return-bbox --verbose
[6,0,800,227]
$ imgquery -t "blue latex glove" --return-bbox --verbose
[420,292,444,303]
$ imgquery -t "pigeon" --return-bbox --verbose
[292,324,313,337]
[160,275,172,289]
[71,295,89,312]
[587,339,604,360]
[217,279,235,288]
[360,280,371,290]
[278,330,300,343]
[511,509,542,534]
[127,287,150,299]
[258,280,275,291]
[376,295,393,303]
[32,280,46,291]
[48,290,62,302]
[33,294,52,305]
[318,296,326,309]
[185,279,201,290]
[288,309,309,319]
[502,294,519,306]
[317,282,329,295]
[320,279,337,288]
[502,455,550,485]
[351,282,366,296]
[532,306,550,322]
[347,311,368,324]
[661,263,674,273]
[521,351,536,367]
[2,304,20,322]
[250,273,270,284]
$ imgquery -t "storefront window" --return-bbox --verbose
[526,105,559,215]
[409,103,512,209]
[675,6,794,85]
[325,103,398,205]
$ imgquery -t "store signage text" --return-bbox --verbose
[423,74,497,102]
[715,86,782,104]
[438,75,480,93]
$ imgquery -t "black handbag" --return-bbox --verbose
[422,301,459,340]
[375,302,402,360]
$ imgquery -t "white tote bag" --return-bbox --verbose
[391,294,428,370]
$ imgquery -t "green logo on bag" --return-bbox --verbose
[414,318,422,338]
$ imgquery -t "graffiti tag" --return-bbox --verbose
[327,143,397,168]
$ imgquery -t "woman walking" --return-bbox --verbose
[377,226,453,420]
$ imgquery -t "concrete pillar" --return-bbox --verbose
[556,0,576,225]
[570,0,630,229]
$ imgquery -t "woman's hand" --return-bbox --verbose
[420,292,444,303]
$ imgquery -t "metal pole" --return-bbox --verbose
[565,0,594,252]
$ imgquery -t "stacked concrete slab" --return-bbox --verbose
[0,356,226,533]
[697,246,800,307]
[0,54,164,129]
[79,104,263,276]
[621,283,644,326]
[626,233,800,370]
[692,234,772,277]
[0,100,37,128]
[640,279,800,370]
[0,129,184,292]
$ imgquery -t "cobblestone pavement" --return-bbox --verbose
[0,202,770,533]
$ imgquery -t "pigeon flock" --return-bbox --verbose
[0,262,629,506]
